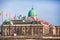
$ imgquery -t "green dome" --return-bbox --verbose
[28,8,37,17]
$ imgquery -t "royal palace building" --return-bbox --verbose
[1,20,43,36]
[1,8,60,38]
[1,8,43,36]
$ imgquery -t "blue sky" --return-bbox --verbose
[0,0,60,26]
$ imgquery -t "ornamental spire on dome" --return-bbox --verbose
[32,7,33,10]
[32,5,33,9]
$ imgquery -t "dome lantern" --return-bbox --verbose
[28,8,37,17]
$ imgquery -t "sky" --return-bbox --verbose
[0,0,60,26]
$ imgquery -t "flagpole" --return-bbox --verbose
[0,11,3,24]
[1,11,3,31]
[9,12,10,36]
[1,11,3,36]
[6,12,10,36]
[14,13,16,33]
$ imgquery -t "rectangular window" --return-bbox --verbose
[25,26,31,35]
[16,26,22,36]
[10,27,16,36]
[33,27,39,36]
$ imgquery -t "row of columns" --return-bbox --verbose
[3,26,60,36]
[2,26,43,36]
[43,26,60,36]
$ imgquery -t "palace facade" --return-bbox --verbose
[1,8,60,37]
[2,20,43,36]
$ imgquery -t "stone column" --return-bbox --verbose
[57,28,59,35]
[53,27,56,35]
[32,27,34,36]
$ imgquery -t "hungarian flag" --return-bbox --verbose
[35,18,40,22]
[18,15,22,19]
[41,21,51,27]
[13,14,16,20]
[6,12,10,17]
[44,21,52,26]
[27,17,33,22]
[43,21,49,25]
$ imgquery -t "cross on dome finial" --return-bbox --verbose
[32,5,34,9]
